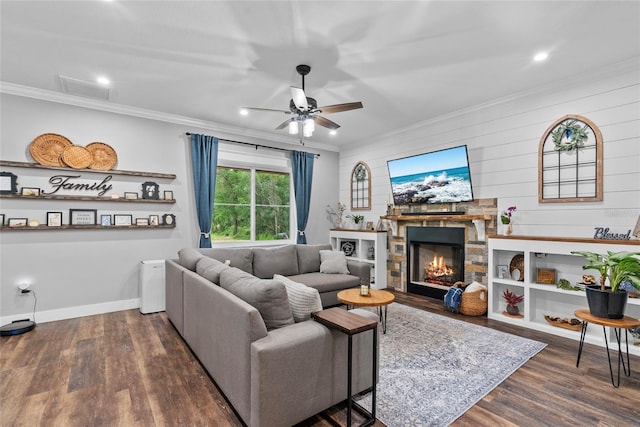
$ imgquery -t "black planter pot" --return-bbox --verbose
[585,285,628,319]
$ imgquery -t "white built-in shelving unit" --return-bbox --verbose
[329,229,387,289]
[488,235,640,355]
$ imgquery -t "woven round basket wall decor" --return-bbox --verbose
[86,142,117,170]
[509,254,525,281]
[29,133,73,167]
[61,145,93,169]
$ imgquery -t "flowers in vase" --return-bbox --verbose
[501,206,517,224]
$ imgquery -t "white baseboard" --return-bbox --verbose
[0,298,141,325]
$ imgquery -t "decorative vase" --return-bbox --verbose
[585,285,628,319]
[506,305,519,315]
[505,223,513,236]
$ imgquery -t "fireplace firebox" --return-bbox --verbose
[407,226,465,299]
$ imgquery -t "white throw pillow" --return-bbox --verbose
[273,274,323,322]
[464,281,487,300]
[319,250,350,275]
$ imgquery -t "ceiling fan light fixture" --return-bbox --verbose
[288,120,299,134]
[303,118,315,137]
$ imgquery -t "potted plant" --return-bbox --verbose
[502,288,524,316]
[500,206,516,235]
[347,214,364,229]
[572,250,640,319]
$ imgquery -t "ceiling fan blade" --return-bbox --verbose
[318,102,363,114]
[314,115,341,130]
[242,107,291,114]
[290,86,308,111]
[275,119,291,130]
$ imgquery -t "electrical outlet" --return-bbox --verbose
[18,283,31,294]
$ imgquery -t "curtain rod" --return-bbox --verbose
[185,133,320,158]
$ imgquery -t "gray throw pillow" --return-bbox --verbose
[319,250,350,274]
[196,256,229,284]
[178,248,204,271]
[220,268,295,330]
[252,245,300,279]
[274,274,322,322]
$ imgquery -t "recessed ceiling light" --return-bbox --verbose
[239,108,248,116]
[533,52,549,62]
[329,130,337,136]
[96,76,110,85]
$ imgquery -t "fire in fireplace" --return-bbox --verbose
[407,226,465,299]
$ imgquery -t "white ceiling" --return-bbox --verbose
[2,1,639,151]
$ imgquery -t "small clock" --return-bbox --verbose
[162,214,176,226]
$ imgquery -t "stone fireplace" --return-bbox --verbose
[383,198,497,298]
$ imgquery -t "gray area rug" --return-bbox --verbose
[357,303,546,426]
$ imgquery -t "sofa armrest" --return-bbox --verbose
[347,259,371,285]
[165,259,185,335]
[250,316,377,427]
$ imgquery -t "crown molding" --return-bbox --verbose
[0,82,340,153]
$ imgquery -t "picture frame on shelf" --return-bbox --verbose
[340,240,357,257]
[0,172,18,194]
[69,209,97,225]
[21,187,40,196]
[8,218,28,227]
[163,190,173,200]
[101,215,112,226]
[162,213,175,226]
[149,215,159,226]
[365,221,374,230]
[114,214,133,226]
[124,192,139,200]
[47,211,62,227]
[141,181,159,200]
[497,265,509,279]
[136,218,150,226]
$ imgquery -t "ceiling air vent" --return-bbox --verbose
[59,75,110,100]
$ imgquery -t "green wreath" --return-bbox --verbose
[354,164,367,181]
[551,119,589,151]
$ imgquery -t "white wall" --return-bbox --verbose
[0,94,338,322]
[339,60,640,238]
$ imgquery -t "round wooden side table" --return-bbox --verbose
[337,288,395,333]
[574,309,640,388]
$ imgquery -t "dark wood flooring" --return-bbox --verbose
[1,290,639,426]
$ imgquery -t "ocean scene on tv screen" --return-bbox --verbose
[388,146,473,204]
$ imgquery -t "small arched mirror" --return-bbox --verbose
[351,161,371,210]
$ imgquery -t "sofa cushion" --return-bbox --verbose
[273,274,322,322]
[287,272,360,293]
[200,248,254,273]
[296,244,332,274]
[196,256,230,284]
[178,247,204,271]
[252,245,299,279]
[319,250,350,274]
[220,268,295,330]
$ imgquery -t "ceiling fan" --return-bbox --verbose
[242,64,363,138]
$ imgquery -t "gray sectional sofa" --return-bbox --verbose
[165,244,378,427]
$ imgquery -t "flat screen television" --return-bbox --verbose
[387,145,474,205]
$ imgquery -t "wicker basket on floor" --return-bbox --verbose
[454,282,488,316]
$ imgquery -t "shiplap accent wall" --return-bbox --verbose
[339,60,640,239]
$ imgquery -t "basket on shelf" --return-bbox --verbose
[454,281,488,316]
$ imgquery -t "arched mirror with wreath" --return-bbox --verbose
[538,114,603,203]
[350,161,371,210]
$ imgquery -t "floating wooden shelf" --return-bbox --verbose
[488,234,640,246]
[0,194,175,203]
[0,224,176,232]
[0,160,176,180]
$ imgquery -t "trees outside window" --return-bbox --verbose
[212,167,290,242]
